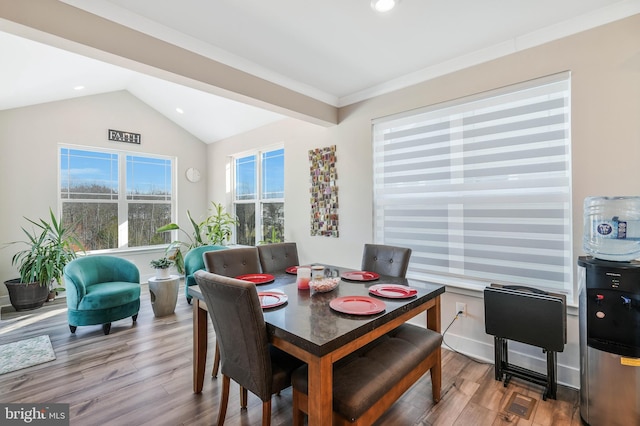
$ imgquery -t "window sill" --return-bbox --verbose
[79,245,169,257]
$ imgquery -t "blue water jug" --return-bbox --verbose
[583,196,640,261]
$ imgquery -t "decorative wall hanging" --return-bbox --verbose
[309,145,339,237]
[108,129,141,144]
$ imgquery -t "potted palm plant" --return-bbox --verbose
[156,210,208,275]
[156,202,238,274]
[4,208,83,311]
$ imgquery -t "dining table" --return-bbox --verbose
[188,265,445,426]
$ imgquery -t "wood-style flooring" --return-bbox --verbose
[0,284,582,425]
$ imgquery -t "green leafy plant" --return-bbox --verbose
[156,202,238,274]
[156,210,203,275]
[204,202,239,245]
[150,257,173,269]
[7,208,84,287]
[258,227,283,245]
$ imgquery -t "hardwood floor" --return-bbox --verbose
[0,284,582,425]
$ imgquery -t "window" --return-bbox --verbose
[233,148,285,245]
[372,73,572,296]
[60,147,174,251]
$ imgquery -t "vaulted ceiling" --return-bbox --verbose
[1,0,638,143]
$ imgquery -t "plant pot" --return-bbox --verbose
[4,279,49,311]
[155,268,171,280]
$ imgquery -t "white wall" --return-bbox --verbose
[0,90,210,301]
[207,118,371,269]
[206,15,640,389]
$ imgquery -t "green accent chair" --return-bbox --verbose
[63,255,141,335]
[184,245,227,304]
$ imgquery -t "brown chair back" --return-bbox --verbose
[194,270,303,425]
[257,242,299,273]
[361,244,412,278]
[203,246,261,277]
[195,271,272,399]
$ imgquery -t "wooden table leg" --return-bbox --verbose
[427,295,442,403]
[306,355,333,426]
[193,298,208,393]
[426,295,441,333]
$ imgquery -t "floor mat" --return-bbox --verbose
[0,335,56,375]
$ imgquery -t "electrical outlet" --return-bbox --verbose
[455,302,467,317]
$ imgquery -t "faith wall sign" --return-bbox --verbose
[108,129,141,144]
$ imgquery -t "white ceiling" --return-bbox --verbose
[2,0,639,143]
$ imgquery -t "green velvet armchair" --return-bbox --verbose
[184,245,227,304]
[63,255,141,335]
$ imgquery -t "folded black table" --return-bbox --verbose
[484,284,566,400]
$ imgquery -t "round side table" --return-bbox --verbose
[148,275,180,317]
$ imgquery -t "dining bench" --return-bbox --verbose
[292,323,442,425]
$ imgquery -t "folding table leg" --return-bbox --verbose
[545,350,557,400]
[494,336,502,381]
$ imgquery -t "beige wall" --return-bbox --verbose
[207,14,640,388]
[0,91,210,292]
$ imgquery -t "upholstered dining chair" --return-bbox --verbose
[63,255,141,335]
[361,244,412,278]
[257,242,299,273]
[194,270,303,426]
[203,246,262,278]
[201,246,262,379]
[183,245,227,304]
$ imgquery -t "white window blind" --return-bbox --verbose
[373,73,572,295]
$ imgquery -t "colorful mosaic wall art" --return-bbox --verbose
[309,145,338,237]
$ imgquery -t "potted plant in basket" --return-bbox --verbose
[150,257,174,280]
[4,208,83,311]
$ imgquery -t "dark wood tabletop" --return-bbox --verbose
[251,266,444,356]
[188,264,445,426]
[188,265,444,356]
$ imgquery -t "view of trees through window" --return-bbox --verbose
[60,147,173,250]
[262,202,284,244]
[235,203,255,246]
[234,148,284,245]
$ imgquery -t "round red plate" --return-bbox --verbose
[369,284,417,299]
[258,290,288,309]
[340,271,380,282]
[285,266,298,274]
[235,273,275,285]
[329,296,386,315]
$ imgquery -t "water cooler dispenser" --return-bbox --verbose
[579,196,640,425]
[578,257,640,425]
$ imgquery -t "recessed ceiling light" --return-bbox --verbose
[371,0,398,13]
[176,108,184,114]
[74,85,85,91]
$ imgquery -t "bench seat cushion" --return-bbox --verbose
[292,323,442,421]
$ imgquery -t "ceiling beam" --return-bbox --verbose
[0,0,338,127]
